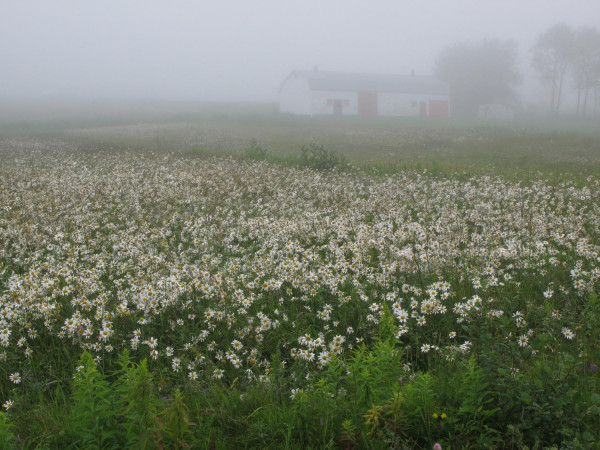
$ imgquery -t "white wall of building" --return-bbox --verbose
[311,90,358,115]
[378,92,418,116]
[279,76,450,117]
[378,92,450,117]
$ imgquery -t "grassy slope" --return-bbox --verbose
[1,99,599,179]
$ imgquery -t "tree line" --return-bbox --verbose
[435,23,600,117]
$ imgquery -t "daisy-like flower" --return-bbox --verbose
[562,328,575,340]
[395,325,409,338]
[421,344,431,353]
[3,399,13,411]
[9,372,21,384]
[396,309,409,323]
[99,328,112,342]
[518,335,528,347]
[318,351,330,365]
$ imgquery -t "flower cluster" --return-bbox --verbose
[0,143,598,402]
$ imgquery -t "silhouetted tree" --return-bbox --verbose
[435,40,521,117]
[570,26,600,116]
[593,65,600,116]
[531,23,575,114]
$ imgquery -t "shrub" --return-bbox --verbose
[244,139,269,160]
[65,351,122,448]
[63,350,164,449]
[299,143,346,171]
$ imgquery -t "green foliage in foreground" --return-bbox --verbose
[242,139,349,172]
[3,320,599,449]
[299,143,347,171]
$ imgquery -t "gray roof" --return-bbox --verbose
[285,70,449,95]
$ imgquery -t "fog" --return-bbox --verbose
[1,0,599,104]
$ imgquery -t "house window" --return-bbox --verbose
[343,99,349,106]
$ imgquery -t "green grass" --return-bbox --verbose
[2,100,600,177]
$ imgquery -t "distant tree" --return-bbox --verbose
[570,26,600,116]
[531,23,576,114]
[593,63,600,116]
[434,40,521,117]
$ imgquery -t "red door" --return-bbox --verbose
[429,100,449,117]
[358,92,378,116]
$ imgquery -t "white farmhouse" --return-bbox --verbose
[279,70,451,117]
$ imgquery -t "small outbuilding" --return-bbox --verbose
[279,69,450,117]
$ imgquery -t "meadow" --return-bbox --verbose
[0,105,599,448]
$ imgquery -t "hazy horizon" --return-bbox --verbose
[2,0,599,105]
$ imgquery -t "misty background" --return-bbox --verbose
[1,0,599,108]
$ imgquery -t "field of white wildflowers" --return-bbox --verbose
[0,136,599,447]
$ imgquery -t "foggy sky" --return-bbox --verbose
[2,0,599,102]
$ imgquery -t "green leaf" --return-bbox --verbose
[581,430,594,442]
[520,392,532,404]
